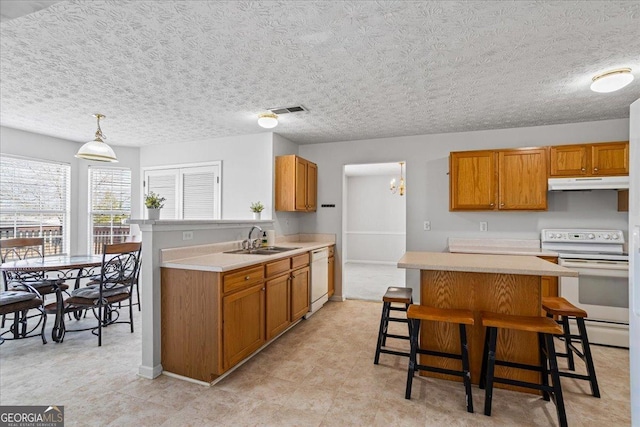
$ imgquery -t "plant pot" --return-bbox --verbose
[147,208,161,220]
[253,212,261,220]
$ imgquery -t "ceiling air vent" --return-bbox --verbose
[268,105,307,115]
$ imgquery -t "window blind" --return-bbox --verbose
[89,167,132,254]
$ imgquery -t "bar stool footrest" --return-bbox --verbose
[492,376,555,393]
[385,333,410,340]
[379,348,411,358]
[417,348,463,361]
[415,364,468,379]
[494,359,543,373]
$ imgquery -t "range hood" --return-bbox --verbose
[548,176,629,191]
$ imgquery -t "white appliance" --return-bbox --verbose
[541,229,629,348]
[628,98,639,424]
[305,247,329,318]
[548,175,630,191]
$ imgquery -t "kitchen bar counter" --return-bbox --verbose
[447,238,558,257]
[398,251,577,393]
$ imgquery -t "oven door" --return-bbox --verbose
[558,258,629,324]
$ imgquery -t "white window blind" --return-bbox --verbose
[0,155,70,255]
[89,167,132,254]
[144,162,220,220]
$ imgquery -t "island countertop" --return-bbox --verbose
[398,251,577,277]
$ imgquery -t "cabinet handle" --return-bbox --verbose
[581,167,586,172]
[593,167,599,173]
[245,276,250,280]
[500,203,504,207]
[490,203,495,207]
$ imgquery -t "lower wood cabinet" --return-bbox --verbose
[265,273,291,340]
[291,266,310,321]
[539,256,559,315]
[328,254,335,298]
[222,282,265,370]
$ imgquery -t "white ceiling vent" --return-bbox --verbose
[268,105,307,115]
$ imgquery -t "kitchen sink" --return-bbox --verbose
[223,246,300,255]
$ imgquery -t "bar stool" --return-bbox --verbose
[405,304,475,413]
[479,311,567,427]
[542,296,600,398]
[374,286,413,364]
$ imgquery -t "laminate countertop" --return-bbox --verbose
[398,251,577,277]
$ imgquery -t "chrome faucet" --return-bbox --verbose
[247,225,263,248]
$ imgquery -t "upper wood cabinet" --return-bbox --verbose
[276,155,317,212]
[450,148,547,211]
[549,141,629,177]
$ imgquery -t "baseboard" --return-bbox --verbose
[137,364,163,379]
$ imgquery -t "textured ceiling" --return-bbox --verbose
[1,1,639,147]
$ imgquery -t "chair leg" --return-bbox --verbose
[479,327,490,390]
[483,326,498,416]
[135,281,141,311]
[129,297,134,333]
[405,318,420,399]
[459,323,473,413]
[560,316,575,371]
[576,317,600,398]
[39,308,47,345]
[545,333,568,427]
[538,332,550,401]
[374,302,390,364]
[97,305,103,347]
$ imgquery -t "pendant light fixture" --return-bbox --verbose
[257,112,278,129]
[390,162,406,196]
[590,68,634,93]
[75,113,118,162]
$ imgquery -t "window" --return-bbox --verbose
[144,162,221,220]
[89,167,131,254]
[0,155,70,255]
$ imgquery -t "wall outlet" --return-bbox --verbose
[480,222,488,232]
[183,231,194,240]
[423,221,431,231]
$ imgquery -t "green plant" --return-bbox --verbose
[145,191,166,209]
[250,201,264,213]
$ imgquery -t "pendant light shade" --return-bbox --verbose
[75,114,118,162]
[258,112,278,129]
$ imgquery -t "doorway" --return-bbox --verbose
[342,162,406,301]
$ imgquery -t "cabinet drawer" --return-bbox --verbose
[291,252,310,269]
[265,258,290,278]
[328,246,335,258]
[223,265,264,294]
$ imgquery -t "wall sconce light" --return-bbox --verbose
[258,112,278,128]
[75,113,118,162]
[390,161,406,196]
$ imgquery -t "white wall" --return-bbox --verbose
[298,118,630,299]
[346,174,406,263]
[139,133,272,221]
[0,126,141,254]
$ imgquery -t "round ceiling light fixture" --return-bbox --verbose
[590,68,634,93]
[257,112,278,129]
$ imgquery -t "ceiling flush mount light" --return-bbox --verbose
[257,112,278,129]
[75,113,118,162]
[390,162,406,196]
[590,68,634,93]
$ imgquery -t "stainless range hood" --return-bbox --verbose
[548,176,630,191]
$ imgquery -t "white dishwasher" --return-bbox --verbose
[305,247,329,318]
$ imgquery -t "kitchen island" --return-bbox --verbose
[398,251,577,391]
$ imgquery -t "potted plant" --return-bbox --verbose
[145,191,166,220]
[250,201,264,220]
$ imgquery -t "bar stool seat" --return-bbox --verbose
[374,286,412,364]
[405,304,475,413]
[542,296,600,398]
[479,311,567,427]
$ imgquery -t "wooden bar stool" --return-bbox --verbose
[374,287,413,364]
[405,304,475,413]
[479,311,567,427]
[542,296,600,398]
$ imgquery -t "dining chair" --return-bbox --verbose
[50,242,141,346]
[0,285,47,345]
[0,238,67,327]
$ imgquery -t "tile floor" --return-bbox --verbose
[343,262,406,301]
[0,300,631,426]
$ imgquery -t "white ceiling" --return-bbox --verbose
[1,1,639,148]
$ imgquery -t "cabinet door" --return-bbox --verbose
[222,283,265,370]
[290,266,310,321]
[449,150,496,210]
[498,148,547,210]
[306,161,317,211]
[265,273,291,340]
[549,145,589,177]
[591,142,629,176]
[328,256,335,298]
[295,157,308,211]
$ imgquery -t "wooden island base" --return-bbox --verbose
[419,270,542,393]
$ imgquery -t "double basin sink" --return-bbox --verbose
[223,246,300,256]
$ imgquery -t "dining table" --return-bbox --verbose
[0,255,103,342]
